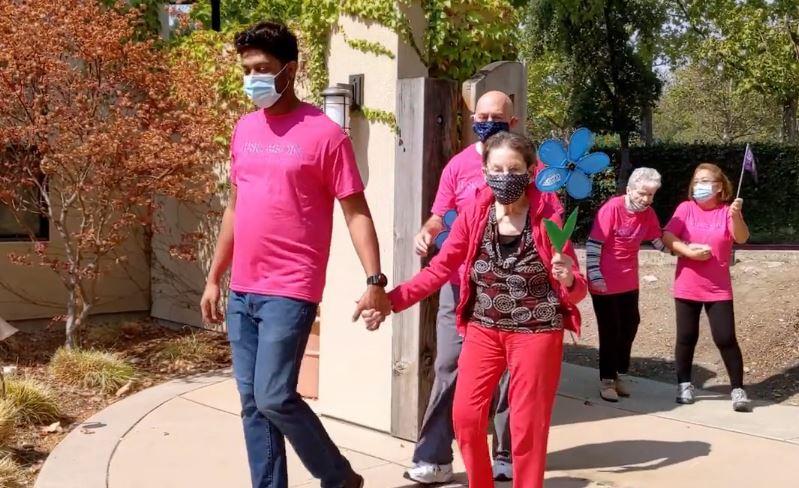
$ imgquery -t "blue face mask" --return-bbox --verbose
[243,65,287,108]
[472,121,510,142]
[692,182,716,202]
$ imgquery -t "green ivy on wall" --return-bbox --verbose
[345,38,396,59]
[358,107,399,132]
[188,0,520,97]
[185,0,521,115]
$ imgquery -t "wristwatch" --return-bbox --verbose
[366,273,388,287]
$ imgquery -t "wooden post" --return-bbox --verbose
[391,78,459,441]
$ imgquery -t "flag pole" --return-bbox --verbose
[736,143,748,199]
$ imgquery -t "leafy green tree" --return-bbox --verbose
[533,0,665,184]
[519,5,572,140]
[655,63,781,143]
[668,0,799,142]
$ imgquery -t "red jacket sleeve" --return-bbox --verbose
[562,238,588,305]
[388,206,472,313]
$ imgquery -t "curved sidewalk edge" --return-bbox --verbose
[35,370,232,488]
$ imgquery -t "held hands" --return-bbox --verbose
[352,285,391,331]
[729,198,744,219]
[360,308,389,330]
[551,251,575,288]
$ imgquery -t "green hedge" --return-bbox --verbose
[567,143,799,244]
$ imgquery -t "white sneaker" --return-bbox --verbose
[676,382,695,404]
[600,379,619,402]
[403,462,454,484]
[492,459,513,481]
[732,388,752,412]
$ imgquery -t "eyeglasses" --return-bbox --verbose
[692,179,718,184]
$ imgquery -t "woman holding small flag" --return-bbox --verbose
[662,162,752,412]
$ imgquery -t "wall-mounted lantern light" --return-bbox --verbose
[321,74,364,131]
[322,84,354,131]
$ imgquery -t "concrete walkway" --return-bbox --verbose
[36,363,799,488]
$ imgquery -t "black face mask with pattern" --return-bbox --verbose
[485,173,530,205]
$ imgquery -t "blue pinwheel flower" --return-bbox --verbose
[535,128,610,200]
[434,209,458,249]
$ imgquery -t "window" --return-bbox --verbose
[0,200,48,241]
[0,145,48,241]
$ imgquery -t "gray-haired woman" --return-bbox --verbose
[587,168,668,402]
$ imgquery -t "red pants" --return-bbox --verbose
[453,324,564,488]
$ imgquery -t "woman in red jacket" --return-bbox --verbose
[361,132,587,488]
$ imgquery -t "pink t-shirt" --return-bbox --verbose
[664,200,734,302]
[229,103,364,303]
[589,196,662,295]
[430,144,486,284]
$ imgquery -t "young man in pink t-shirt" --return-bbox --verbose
[586,168,666,402]
[199,22,388,488]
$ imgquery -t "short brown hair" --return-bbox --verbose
[689,163,733,203]
[482,132,535,168]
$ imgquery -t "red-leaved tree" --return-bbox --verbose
[0,0,226,347]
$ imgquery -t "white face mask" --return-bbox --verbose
[625,188,651,213]
[243,65,288,109]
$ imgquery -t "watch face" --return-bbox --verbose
[369,274,387,286]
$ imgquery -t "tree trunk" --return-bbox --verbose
[641,104,654,146]
[64,286,78,349]
[782,96,798,144]
[618,131,632,192]
[64,284,92,349]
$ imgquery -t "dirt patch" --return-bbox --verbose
[567,253,799,406]
[0,315,230,486]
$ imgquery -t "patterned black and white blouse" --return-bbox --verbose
[469,206,563,333]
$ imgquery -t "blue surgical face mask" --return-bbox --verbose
[243,65,288,109]
[692,182,716,202]
[472,121,510,142]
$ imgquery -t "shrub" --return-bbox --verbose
[155,334,214,363]
[574,143,799,244]
[49,348,135,395]
[0,455,24,488]
[4,378,60,425]
[0,400,17,447]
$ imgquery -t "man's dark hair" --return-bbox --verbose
[234,21,299,64]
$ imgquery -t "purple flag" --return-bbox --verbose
[743,144,757,184]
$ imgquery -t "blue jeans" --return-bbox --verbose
[227,291,353,488]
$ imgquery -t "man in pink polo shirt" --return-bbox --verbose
[406,91,520,484]
[199,21,388,488]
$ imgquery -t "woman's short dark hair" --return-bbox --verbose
[482,132,536,168]
[234,21,299,64]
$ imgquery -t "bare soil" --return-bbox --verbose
[566,253,799,406]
